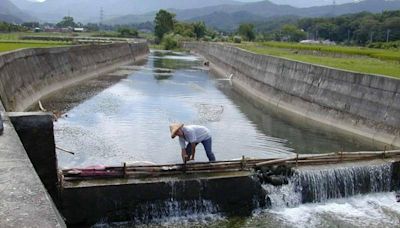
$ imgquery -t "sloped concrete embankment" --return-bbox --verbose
[0,42,148,227]
[183,42,400,147]
[0,42,149,112]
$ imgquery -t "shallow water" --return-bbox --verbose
[53,50,384,168]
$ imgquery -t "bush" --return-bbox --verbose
[117,27,138,38]
[162,34,178,50]
[202,36,212,42]
[367,41,400,50]
[233,36,242,43]
[220,36,229,42]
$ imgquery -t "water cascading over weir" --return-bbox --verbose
[262,161,399,208]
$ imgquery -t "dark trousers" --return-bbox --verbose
[185,137,216,161]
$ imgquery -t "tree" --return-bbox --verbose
[354,18,380,44]
[174,22,195,38]
[193,21,206,40]
[56,16,77,28]
[238,23,255,41]
[85,23,99,32]
[154,10,175,43]
[0,22,27,32]
[314,22,338,40]
[281,24,306,42]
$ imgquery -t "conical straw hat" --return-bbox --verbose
[170,123,184,138]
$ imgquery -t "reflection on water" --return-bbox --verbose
[217,82,386,154]
[55,50,380,168]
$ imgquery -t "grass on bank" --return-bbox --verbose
[0,32,97,40]
[237,42,400,78]
[149,44,164,50]
[0,32,85,52]
[0,41,69,53]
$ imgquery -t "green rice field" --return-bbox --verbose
[0,41,69,52]
[0,32,73,52]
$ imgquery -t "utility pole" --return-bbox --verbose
[370,31,374,43]
[386,29,391,42]
[347,29,351,43]
[332,0,336,15]
[100,7,104,30]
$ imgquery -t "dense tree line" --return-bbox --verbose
[253,10,400,44]
[298,10,400,44]
[0,21,28,32]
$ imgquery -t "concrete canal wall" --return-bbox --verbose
[0,42,149,112]
[183,42,400,147]
[0,42,149,227]
[0,103,65,227]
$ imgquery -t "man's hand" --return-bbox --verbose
[181,149,188,163]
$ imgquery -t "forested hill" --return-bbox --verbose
[180,0,400,31]
[101,0,400,32]
[0,0,33,23]
[9,0,238,23]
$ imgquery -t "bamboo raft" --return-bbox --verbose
[61,149,400,181]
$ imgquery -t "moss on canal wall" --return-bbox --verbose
[183,42,400,147]
[0,42,149,112]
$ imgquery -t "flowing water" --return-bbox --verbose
[92,162,400,227]
[44,50,400,227]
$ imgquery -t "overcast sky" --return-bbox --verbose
[29,0,357,7]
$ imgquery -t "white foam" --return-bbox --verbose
[270,192,400,227]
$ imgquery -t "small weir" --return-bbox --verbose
[60,153,400,226]
[263,160,398,208]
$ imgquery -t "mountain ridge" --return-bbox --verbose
[104,0,400,31]
[0,0,34,23]
[10,0,240,23]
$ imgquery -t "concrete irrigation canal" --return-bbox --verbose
[0,42,400,227]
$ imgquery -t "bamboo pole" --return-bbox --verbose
[56,146,75,155]
[255,156,297,167]
[61,149,400,181]
[38,100,47,112]
[286,156,380,164]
